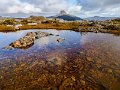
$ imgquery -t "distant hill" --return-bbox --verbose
[111,18,120,22]
[0,16,2,18]
[85,16,118,21]
[47,10,82,21]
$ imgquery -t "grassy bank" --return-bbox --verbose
[0,25,15,32]
[0,22,120,35]
[19,22,80,30]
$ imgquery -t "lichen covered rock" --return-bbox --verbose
[4,31,53,49]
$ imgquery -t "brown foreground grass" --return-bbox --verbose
[19,22,80,30]
[0,22,120,35]
[0,25,15,32]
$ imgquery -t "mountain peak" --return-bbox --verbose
[94,16,100,18]
[48,10,82,21]
[59,10,67,16]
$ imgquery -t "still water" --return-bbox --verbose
[0,29,120,90]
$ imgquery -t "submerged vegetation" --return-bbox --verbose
[0,30,120,90]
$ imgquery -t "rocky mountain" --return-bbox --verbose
[48,10,82,21]
[85,16,118,21]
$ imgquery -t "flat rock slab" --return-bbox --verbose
[57,38,65,43]
[4,31,53,49]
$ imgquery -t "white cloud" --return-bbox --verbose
[75,0,120,17]
[0,0,120,17]
[0,0,41,13]
[68,5,82,13]
[0,0,69,14]
[7,3,41,13]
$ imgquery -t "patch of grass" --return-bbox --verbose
[19,22,80,30]
[103,25,119,30]
[0,25,15,32]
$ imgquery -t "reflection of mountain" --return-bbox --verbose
[85,16,118,21]
[48,10,82,21]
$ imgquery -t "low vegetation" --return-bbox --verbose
[19,22,80,30]
[0,25,15,32]
[0,16,120,35]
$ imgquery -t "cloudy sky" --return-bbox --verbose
[0,0,120,18]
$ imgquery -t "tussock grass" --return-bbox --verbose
[0,25,15,32]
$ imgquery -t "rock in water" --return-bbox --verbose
[35,31,52,39]
[2,46,14,50]
[4,31,53,49]
[10,32,36,49]
[57,38,65,43]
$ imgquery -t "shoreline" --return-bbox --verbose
[0,30,120,90]
[0,26,120,36]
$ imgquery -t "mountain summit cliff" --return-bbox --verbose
[48,10,82,21]
[58,10,67,16]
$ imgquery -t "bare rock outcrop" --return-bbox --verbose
[4,31,53,49]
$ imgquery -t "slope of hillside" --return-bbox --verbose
[85,16,118,21]
[48,10,82,21]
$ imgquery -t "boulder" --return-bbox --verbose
[3,46,14,50]
[10,32,36,48]
[57,38,65,43]
[4,31,53,49]
[35,31,53,39]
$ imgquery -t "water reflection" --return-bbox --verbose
[34,30,81,50]
[0,30,39,49]
[0,29,120,90]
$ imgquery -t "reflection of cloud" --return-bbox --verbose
[34,35,59,48]
[0,30,39,48]
[80,33,90,45]
[40,29,60,35]
[80,33,120,52]
[0,29,39,39]
[35,37,50,47]
[0,31,26,48]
